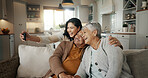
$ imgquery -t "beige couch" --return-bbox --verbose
[0,47,148,78]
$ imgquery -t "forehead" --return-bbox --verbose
[82,26,89,31]
[68,22,74,26]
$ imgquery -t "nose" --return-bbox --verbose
[82,34,85,38]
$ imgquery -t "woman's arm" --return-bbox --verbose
[20,31,64,44]
[108,36,123,49]
[20,31,40,42]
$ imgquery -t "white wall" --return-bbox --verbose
[97,0,123,33]
[0,20,13,34]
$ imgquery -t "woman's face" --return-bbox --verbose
[82,27,94,45]
[67,22,80,38]
[74,31,85,46]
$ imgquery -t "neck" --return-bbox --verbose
[90,37,101,50]
[75,44,85,48]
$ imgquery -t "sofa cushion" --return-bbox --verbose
[17,45,54,77]
[124,49,148,78]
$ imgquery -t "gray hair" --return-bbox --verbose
[85,23,102,38]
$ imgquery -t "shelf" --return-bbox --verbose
[130,0,136,6]
[123,0,136,32]
[124,7,136,11]
[27,4,40,21]
[124,0,136,9]
[27,10,40,12]
[123,19,136,22]
[137,9,148,12]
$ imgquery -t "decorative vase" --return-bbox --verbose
[125,13,131,20]
[141,1,147,10]
[122,27,128,32]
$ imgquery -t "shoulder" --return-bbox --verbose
[63,36,70,41]
[101,37,122,53]
[101,37,114,48]
[59,41,73,46]
[85,46,91,52]
[83,46,92,56]
[101,37,109,45]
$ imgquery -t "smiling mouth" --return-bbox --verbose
[69,33,73,36]
[75,38,80,42]
[84,38,87,41]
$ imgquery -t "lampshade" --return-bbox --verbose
[57,3,64,11]
[62,0,74,5]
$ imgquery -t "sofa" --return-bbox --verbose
[0,44,148,78]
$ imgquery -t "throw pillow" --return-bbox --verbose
[17,45,54,77]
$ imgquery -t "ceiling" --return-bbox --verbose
[22,0,80,7]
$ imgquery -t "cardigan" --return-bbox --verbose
[75,37,133,78]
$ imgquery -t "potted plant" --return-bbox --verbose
[59,24,65,28]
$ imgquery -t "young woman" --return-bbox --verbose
[20,18,122,47]
[20,18,82,43]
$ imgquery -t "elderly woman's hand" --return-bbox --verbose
[108,36,123,49]
[59,72,74,78]
[74,75,81,78]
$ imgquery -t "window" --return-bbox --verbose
[44,9,74,30]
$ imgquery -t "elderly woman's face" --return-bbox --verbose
[74,31,85,46]
[82,27,94,45]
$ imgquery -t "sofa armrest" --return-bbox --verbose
[124,49,148,78]
[0,55,19,78]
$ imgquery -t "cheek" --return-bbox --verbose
[67,28,70,32]
[73,29,78,34]
[81,39,84,43]
[82,34,86,39]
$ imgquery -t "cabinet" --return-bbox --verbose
[0,34,14,61]
[136,10,148,49]
[81,0,92,5]
[77,5,89,23]
[0,0,7,19]
[27,4,40,22]
[107,34,136,49]
[14,1,26,53]
[123,0,136,32]
[0,0,13,23]
[100,0,115,14]
[88,5,93,22]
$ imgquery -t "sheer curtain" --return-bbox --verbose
[44,8,74,30]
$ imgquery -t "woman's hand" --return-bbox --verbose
[109,36,123,49]
[20,31,31,41]
[59,72,74,78]
[74,75,81,78]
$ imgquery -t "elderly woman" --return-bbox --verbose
[75,23,133,78]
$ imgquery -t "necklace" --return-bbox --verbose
[95,39,101,49]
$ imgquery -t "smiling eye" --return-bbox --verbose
[70,27,74,29]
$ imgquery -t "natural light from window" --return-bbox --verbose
[44,9,74,30]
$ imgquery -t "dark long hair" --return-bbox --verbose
[63,18,82,41]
